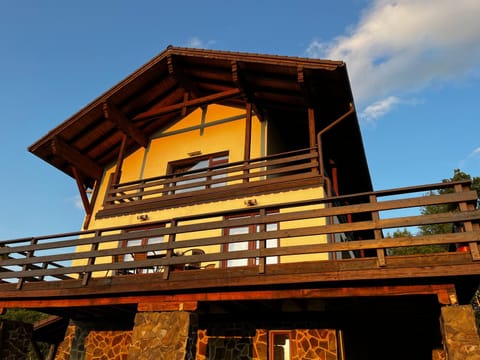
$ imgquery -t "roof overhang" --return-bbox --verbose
[29,46,372,193]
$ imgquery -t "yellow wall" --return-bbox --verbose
[75,104,328,270]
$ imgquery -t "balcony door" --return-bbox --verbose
[223,212,278,268]
[166,151,228,194]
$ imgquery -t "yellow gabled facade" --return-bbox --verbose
[75,103,327,270]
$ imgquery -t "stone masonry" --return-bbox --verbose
[0,319,33,360]
[441,305,480,360]
[195,328,338,360]
[128,311,191,360]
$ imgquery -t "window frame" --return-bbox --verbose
[166,151,229,194]
[222,210,279,268]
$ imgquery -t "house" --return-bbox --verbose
[0,46,479,359]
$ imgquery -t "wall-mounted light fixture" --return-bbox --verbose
[244,199,258,207]
[137,214,149,221]
[188,151,202,157]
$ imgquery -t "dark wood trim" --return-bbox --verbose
[112,134,128,184]
[103,101,148,148]
[0,284,455,313]
[50,137,102,181]
[232,61,264,121]
[97,175,323,218]
[244,102,252,162]
[133,88,241,121]
[308,107,316,148]
[71,166,91,216]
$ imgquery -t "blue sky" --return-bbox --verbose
[0,0,479,239]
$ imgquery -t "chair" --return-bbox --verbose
[182,248,205,270]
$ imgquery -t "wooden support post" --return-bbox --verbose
[82,231,100,286]
[71,166,92,217]
[112,134,128,185]
[369,195,386,267]
[181,91,189,117]
[16,238,38,290]
[308,107,316,148]
[243,102,252,183]
[308,108,319,175]
[454,183,480,260]
[163,219,177,280]
[258,208,267,274]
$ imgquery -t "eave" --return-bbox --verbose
[28,46,371,192]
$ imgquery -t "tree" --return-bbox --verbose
[388,169,480,332]
[419,169,480,236]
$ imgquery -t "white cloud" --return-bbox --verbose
[73,195,84,210]
[307,0,480,121]
[360,96,400,123]
[184,36,216,49]
[460,146,480,168]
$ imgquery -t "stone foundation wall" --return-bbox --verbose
[291,329,338,360]
[54,323,132,360]
[128,311,191,360]
[0,319,33,360]
[441,305,480,360]
[85,330,132,359]
[195,328,337,360]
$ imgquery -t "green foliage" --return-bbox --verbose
[0,308,49,323]
[388,169,479,256]
[419,169,480,236]
[386,228,449,255]
[0,309,51,359]
[386,169,480,331]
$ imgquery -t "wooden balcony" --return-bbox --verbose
[0,180,479,318]
[98,148,322,217]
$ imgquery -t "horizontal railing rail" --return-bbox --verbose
[104,147,320,206]
[0,180,478,290]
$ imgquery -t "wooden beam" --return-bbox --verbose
[297,65,314,107]
[112,134,128,184]
[138,301,198,312]
[0,284,455,310]
[134,88,241,121]
[51,137,102,180]
[308,107,316,148]
[71,166,91,215]
[167,53,200,98]
[231,61,264,121]
[244,103,252,161]
[103,101,148,148]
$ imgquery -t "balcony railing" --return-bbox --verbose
[0,180,479,295]
[99,148,322,217]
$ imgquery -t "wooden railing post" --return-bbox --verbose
[82,231,100,285]
[162,219,177,280]
[369,195,386,267]
[258,208,267,274]
[454,183,480,260]
[103,173,116,206]
[16,238,37,290]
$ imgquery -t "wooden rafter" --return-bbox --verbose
[167,53,200,98]
[231,61,264,121]
[297,65,314,108]
[112,134,128,184]
[50,137,102,181]
[71,166,91,215]
[103,101,148,148]
[133,88,241,121]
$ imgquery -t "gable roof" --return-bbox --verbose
[29,46,372,193]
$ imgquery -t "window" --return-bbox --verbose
[269,331,292,360]
[166,152,228,194]
[223,212,279,268]
[119,225,164,274]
